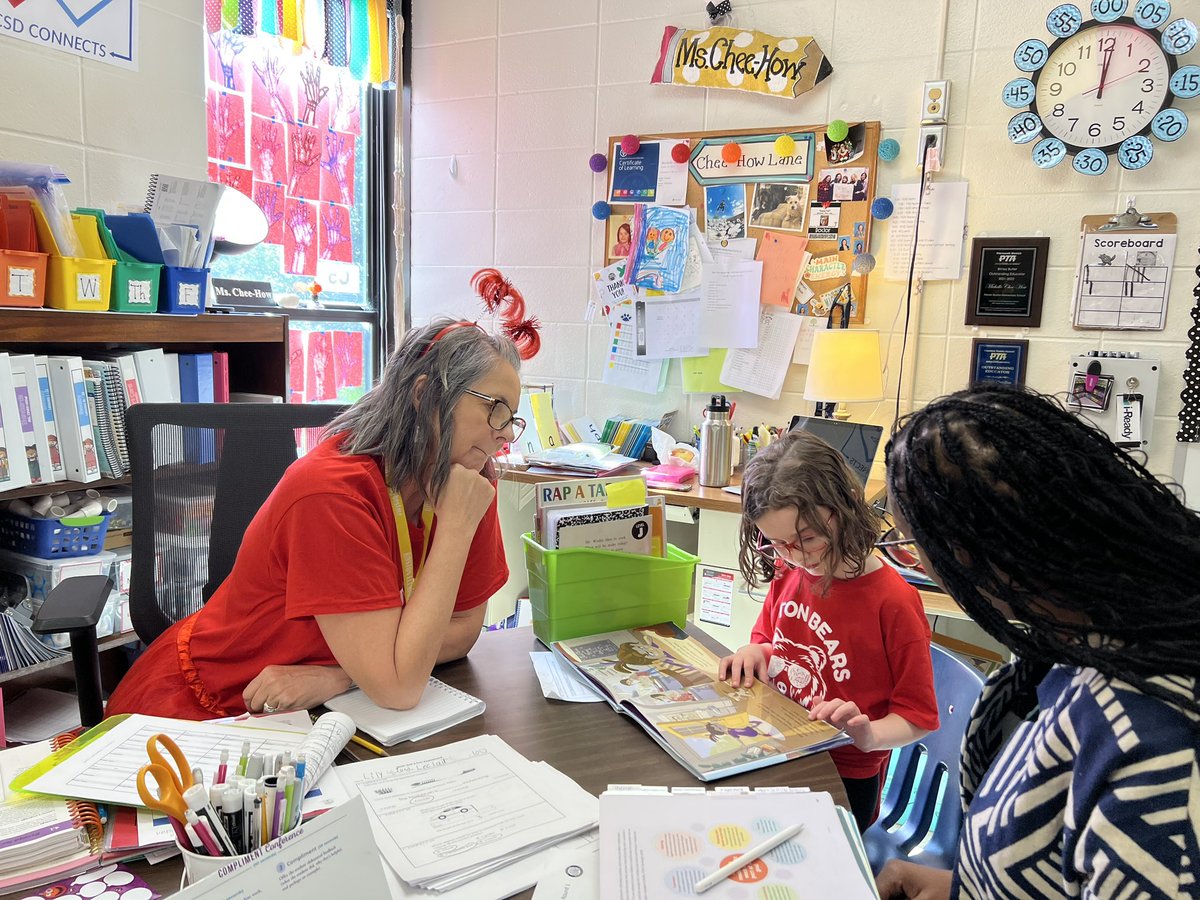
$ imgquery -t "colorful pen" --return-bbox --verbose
[216,749,229,785]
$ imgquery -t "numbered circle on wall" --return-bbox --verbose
[1002,0,1197,173]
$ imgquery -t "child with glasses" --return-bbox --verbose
[717,430,938,831]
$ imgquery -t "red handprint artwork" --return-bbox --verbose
[319,202,352,263]
[207,31,247,91]
[327,69,362,135]
[216,163,252,198]
[253,179,286,245]
[288,329,306,403]
[306,331,336,402]
[251,45,294,123]
[207,89,246,164]
[297,59,329,126]
[250,115,285,183]
[333,330,365,391]
[319,131,355,205]
[287,123,321,199]
[284,198,317,276]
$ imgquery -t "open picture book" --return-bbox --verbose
[551,623,851,781]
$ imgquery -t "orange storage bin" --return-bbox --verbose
[0,196,48,308]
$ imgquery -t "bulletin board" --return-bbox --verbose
[604,121,881,324]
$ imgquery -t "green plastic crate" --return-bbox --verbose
[76,208,160,312]
[523,532,698,644]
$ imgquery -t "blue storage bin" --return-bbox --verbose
[160,265,208,315]
[0,510,111,558]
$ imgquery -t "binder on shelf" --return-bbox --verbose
[9,357,46,486]
[82,365,123,478]
[178,353,216,464]
[8,355,55,486]
[34,356,65,482]
[212,351,230,403]
[45,356,101,483]
[0,353,33,490]
[130,349,173,403]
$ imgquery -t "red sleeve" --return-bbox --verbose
[750,575,784,647]
[449,493,508,612]
[278,492,404,621]
[880,586,941,731]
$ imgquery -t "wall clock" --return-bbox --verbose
[1003,0,1198,174]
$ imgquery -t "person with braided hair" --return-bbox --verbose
[717,430,940,832]
[877,384,1200,900]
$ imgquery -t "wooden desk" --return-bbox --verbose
[120,627,845,898]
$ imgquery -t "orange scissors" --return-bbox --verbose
[135,734,195,822]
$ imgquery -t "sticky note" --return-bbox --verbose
[606,478,647,509]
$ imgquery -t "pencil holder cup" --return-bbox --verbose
[177,842,254,886]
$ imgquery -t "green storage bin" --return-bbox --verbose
[76,208,160,312]
[523,532,699,644]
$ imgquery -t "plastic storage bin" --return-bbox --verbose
[522,532,698,644]
[160,265,209,314]
[0,509,111,558]
[77,208,160,313]
[31,205,113,311]
[0,548,116,648]
[0,195,48,308]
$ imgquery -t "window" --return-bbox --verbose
[202,4,395,402]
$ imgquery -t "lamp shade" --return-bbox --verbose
[803,329,884,402]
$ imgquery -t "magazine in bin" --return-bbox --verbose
[552,622,851,781]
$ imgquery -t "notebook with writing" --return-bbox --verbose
[324,677,485,747]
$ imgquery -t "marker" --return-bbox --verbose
[184,784,237,856]
[282,773,296,836]
[216,749,229,785]
[185,810,222,856]
[243,786,258,854]
[263,777,278,842]
[237,741,250,778]
[221,786,244,855]
[694,824,804,893]
[183,821,210,856]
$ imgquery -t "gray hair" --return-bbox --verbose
[327,318,521,499]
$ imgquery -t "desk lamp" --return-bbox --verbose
[803,328,884,421]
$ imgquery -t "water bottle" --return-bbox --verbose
[698,395,733,487]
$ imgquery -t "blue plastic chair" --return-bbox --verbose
[863,644,986,873]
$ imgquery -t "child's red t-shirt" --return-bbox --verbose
[751,563,939,779]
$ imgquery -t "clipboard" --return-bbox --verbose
[1071,205,1177,331]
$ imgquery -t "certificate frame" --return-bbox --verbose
[970,338,1028,388]
[964,237,1049,327]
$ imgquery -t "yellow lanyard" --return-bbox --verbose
[388,489,434,600]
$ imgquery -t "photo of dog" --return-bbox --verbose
[750,182,810,234]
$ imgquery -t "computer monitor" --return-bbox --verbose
[787,415,884,487]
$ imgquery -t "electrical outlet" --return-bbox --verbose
[918,124,947,170]
[921,79,950,123]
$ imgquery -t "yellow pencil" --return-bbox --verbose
[349,733,387,756]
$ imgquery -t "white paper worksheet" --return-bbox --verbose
[719,306,803,400]
[699,258,764,349]
[883,181,968,282]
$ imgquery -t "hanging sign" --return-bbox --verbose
[651,26,831,99]
[0,0,138,69]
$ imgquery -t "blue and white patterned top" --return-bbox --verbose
[953,663,1200,899]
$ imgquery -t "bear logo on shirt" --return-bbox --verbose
[767,633,828,707]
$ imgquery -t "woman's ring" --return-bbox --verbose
[263,702,278,713]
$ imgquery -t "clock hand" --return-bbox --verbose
[1096,48,1114,100]
[1083,67,1144,97]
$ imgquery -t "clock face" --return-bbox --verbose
[1033,23,1172,150]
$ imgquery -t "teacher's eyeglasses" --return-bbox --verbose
[463,389,526,441]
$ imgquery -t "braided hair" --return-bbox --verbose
[886,384,1200,715]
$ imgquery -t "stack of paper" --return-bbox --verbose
[0,742,102,895]
[324,677,485,746]
[339,734,598,896]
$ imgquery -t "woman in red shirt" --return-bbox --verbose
[107,319,522,719]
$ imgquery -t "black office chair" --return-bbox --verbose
[34,402,346,725]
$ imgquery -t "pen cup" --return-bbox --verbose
[177,842,254,886]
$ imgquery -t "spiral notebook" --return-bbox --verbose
[0,737,103,895]
[325,678,485,746]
